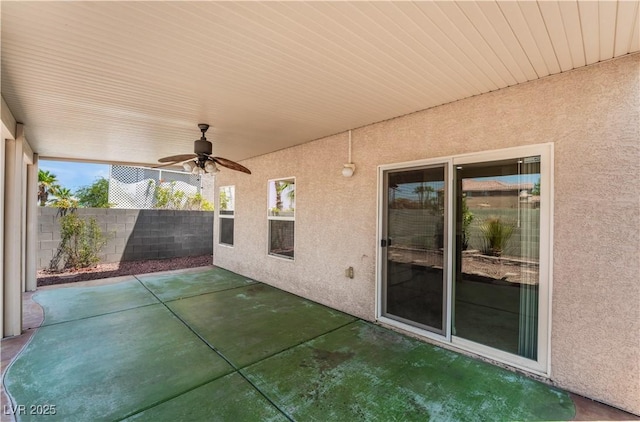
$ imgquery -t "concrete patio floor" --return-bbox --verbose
[1,267,637,421]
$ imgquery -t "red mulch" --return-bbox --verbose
[37,255,213,286]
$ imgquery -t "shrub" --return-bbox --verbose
[480,217,514,257]
[153,181,213,210]
[187,192,214,211]
[154,182,186,209]
[59,213,108,269]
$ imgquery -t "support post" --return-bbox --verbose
[4,136,23,336]
[26,153,38,292]
[0,138,5,337]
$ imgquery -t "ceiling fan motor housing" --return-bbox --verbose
[194,139,212,155]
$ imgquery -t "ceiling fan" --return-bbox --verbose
[157,124,251,175]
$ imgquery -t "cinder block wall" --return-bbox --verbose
[38,208,213,269]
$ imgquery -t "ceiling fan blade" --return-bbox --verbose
[153,161,183,169]
[158,153,196,163]
[212,157,251,174]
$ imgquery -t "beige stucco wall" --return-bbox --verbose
[214,54,640,414]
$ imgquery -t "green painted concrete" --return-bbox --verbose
[125,373,287,421]
[34,278,158,326]
[5,267,576,421]
[138,267,255,302]
[4,304,232,421]
[244,321,575,421]
[167,283,357,368]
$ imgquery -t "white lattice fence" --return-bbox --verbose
[108,165,202,209]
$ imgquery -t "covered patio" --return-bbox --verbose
[2,1,639,418]
[3,267,579,421]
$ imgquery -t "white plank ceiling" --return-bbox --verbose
[1,1,639,166]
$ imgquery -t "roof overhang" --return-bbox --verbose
[2,1,638,166]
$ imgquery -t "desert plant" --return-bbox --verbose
[59,213,108,269]
[480,217,514,257]
[461,197,474,250]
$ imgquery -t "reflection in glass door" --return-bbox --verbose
[453,157,541,359]
[382,166,447,334]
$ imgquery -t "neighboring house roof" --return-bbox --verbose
[463,180,534,192]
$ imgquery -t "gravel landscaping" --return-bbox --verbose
[37,255,213,286]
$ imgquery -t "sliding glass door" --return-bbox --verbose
[453,156,541,360]
[381,165,447,334]
[379,145,550,373]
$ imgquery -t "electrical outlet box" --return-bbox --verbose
[345,267,354,279]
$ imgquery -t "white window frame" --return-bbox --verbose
[267,177,296,260]
[376,143,553,376]
[218,185,235,247]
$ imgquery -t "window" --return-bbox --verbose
[219,186,234,246]
[268,178,295,259]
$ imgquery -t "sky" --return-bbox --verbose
[39,160,110,193]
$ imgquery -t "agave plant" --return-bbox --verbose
[480,217,514,257]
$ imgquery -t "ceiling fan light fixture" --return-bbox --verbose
[183,160,196,173]
[204,161,219,174]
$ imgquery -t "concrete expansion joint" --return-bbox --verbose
[132,275,295,421]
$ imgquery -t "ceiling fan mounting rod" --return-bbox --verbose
[195,123,212,155]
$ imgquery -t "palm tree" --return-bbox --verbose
[274,180,295,213]
[38,170,59,206]
[49,186,78,209]
[413,184,434,209]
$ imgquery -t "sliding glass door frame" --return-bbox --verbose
[378,160,453,339]
[377,157,454,344]
[376,144,553,376]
